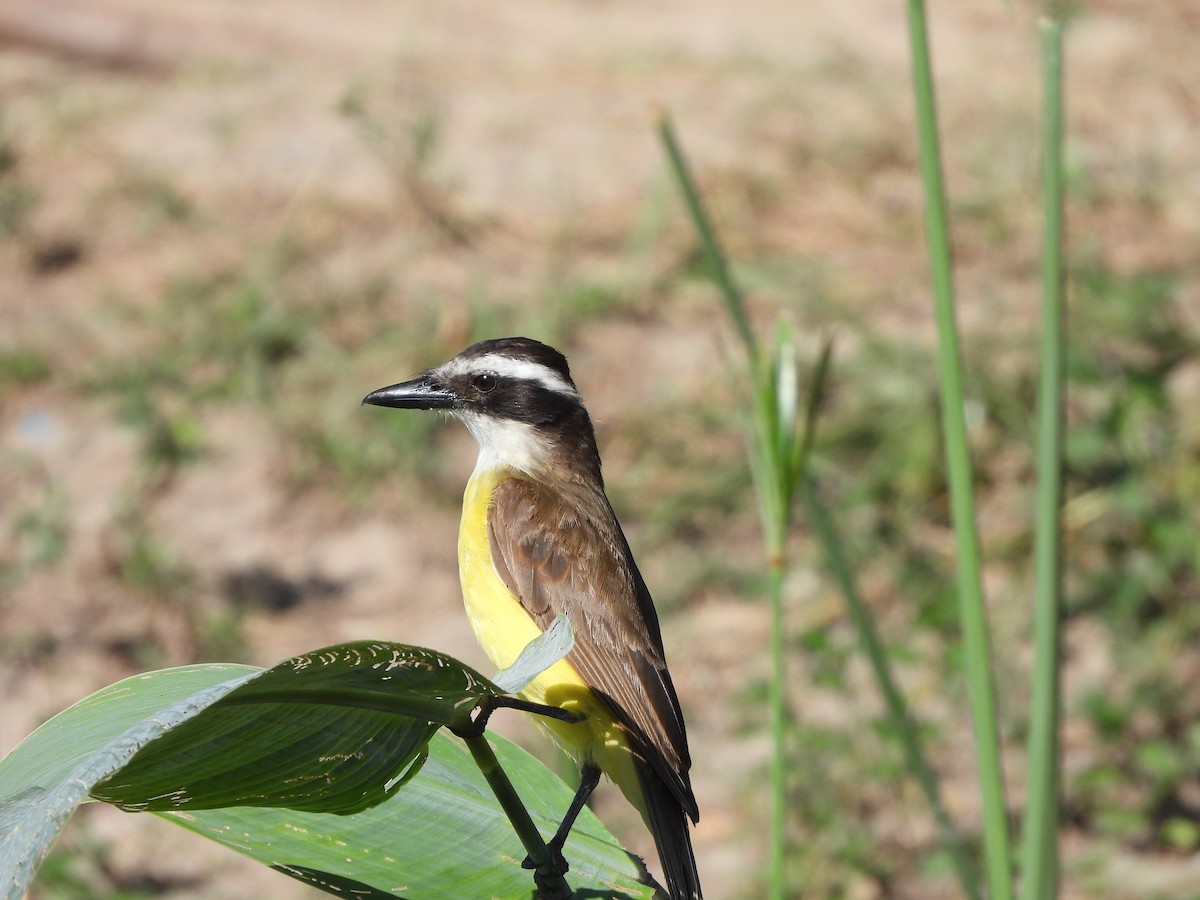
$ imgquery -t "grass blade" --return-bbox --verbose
[657,112,758,364]
[790,335,833,492]
[1019,18,1067,900]
[904,1,1014,897]
[763,555,788,898]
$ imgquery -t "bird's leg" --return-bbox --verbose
[451,695,595,884]
[548,761,602,853]
[453,694,585,739]
[522,761,602,875]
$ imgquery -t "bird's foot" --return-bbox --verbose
[522,841,569,879]
[453,694,585,739]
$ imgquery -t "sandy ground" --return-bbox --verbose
[2,1,1199,897]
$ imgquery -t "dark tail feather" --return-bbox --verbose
[637,765,702,900]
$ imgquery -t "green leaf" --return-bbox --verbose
[0,664,258,900]
[93,642,503,815]
[164,734,653,899]
[2,643,652,899]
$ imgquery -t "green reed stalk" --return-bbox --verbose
[904,1,1014,897]
[1019,18,1066,900]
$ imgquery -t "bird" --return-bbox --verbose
[363,336,701,899]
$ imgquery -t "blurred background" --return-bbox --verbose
[1,1,1197,897]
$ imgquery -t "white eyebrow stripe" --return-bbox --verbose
[441,353,580,399]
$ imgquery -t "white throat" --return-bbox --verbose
[459,411,552,477]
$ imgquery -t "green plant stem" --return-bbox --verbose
[750,375,791,900]
[462,733,572,900]
[657,113,758,363]
[801,477,981,900]
[1019,18,1066,900]
[904,2,1014,898]
[765,555,788,899]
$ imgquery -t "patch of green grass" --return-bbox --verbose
[612,402,752,543]
[537,279,632,340]
[812,258,1200,639]
[808,338,959,646]
[83,228,511,505]
[815,339,945,513]
[89,356,206,477]
[271,299,466,501]
[0,180,36,239]
[1070,610,1200,849]
[32,819,201,900]
[1064,259,1199,629]
[115,167,196,231]
[12,479,69,569]
[90,237,317,401]
[193,608,248,663]
[285,403,448,504]
[778,719,902,899]
[117,519,194,599]
[0,347,53,399]
[0,120,37,240]
[85,240,328,485]
[797,625,852,691]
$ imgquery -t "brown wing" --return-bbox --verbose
[487,476,697,821]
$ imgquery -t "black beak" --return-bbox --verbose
[362,375,459,410]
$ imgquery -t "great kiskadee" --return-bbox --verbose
[364,336,701,899]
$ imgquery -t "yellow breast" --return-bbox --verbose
[457,465,641,802]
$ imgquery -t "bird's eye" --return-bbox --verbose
[473,373,498,393]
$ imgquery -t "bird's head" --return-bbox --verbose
[363,337,600,480]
